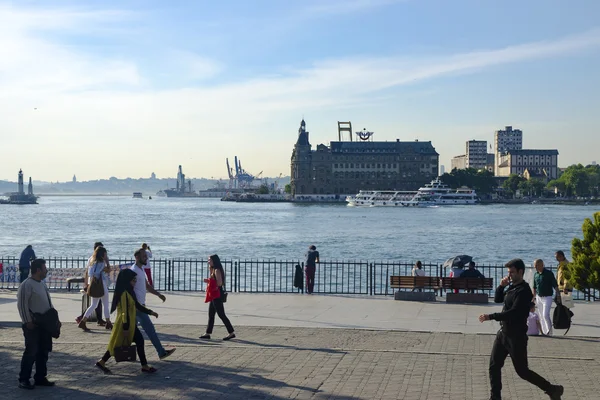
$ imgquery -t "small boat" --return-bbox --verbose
[133,192,143,199]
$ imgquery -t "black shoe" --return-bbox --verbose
[34,378,55,387]
[546,385,564,400]
[19,380,34,390]
[223,333,236,341]
[199,334,211,339]
[159,348,176,360]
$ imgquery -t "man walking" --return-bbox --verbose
[479,258,563,400]
[130,248,175,360]
[304,245,319,294]
[17,259,57,389]
[19,245,36,283]
[142,243,154,287]
[532,259,560,336]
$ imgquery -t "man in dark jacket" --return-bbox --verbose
[19,245,36,283]
[479,258,563,400]
[304,245,319,294]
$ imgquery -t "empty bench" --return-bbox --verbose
[441,277,493,303]
[390,276,439,302]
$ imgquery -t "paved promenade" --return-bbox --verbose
[1,291,599,399]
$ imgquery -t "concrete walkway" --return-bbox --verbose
[1,291,599,399]
[1,291,599,337]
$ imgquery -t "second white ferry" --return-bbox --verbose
[346,178,479,207]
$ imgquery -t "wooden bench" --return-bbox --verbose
[67,277,85,292]
[441,277,493,303]
[390,276,439,301]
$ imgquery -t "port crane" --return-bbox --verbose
[225,157,260,188]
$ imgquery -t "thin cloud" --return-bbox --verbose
[1,3,599,180]
[305,0,407,16]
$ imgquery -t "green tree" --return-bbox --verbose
[257,184,270,194]
[440,168,497,195]
[502,174,525,197]
[564,212,600,300]
[549,164,599,197]
[284,184,292,194]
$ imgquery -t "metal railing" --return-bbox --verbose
[1,257,596,300]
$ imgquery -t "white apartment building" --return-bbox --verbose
[494,126,523,175]
[451,154,467,170]
[466,140,487,169]
[496,149,559,180]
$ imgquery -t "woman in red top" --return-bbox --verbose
[199,254,235,341]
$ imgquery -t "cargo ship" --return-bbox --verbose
[163,165,199,197]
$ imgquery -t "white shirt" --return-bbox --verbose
[143,250,153,270]
[412,268,426,277]
[130,263,147,305]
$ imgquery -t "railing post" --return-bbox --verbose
[234,261,238,293]
[167,260,172,291]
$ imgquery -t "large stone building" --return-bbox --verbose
[496,149,559,180]
[290,120,439,195]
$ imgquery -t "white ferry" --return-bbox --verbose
[346,178,479,207]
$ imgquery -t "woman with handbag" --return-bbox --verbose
[79,246,113,331]
[199,254,235,341]
[95,269,158,374]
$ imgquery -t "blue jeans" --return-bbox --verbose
[136,312,166,357]
[19,268,30,283]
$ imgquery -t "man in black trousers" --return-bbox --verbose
[479,258,564,400]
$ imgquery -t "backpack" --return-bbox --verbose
[552,303,574,335]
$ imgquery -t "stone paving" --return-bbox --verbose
[1,323,598,400]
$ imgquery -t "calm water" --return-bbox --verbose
[0,196,597,265]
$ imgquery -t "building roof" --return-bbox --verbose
[295,119,310,146]
[505,149,559,156]
[330,140,438,155]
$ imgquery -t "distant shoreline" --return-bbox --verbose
[17,194,600,206]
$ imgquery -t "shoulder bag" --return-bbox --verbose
[30,288,61,339]
[87,263,105,298]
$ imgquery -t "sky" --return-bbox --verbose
[1,0,599,181]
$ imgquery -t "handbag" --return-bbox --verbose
[114,341,137,362]
[221,291,228,303]
[87,263,105,298]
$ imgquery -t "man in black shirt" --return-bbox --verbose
[479,258,563,400]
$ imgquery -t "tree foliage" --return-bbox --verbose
[257,184,270,194]
[547,164,600,197]
[564,212,600,300]
[284,184,292,194]
[502,174,526,197]
[517,178,546,197]
[440,168,496,195]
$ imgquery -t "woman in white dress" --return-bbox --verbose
[78,246,113,331]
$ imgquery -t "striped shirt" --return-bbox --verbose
[17,278,52,324]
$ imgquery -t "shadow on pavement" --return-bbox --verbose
[232,338,347,354]
[0,341,359,400]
